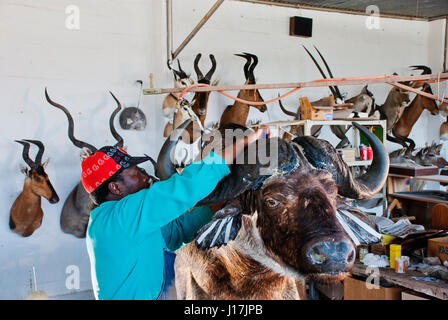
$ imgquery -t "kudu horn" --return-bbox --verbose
[45,88,98,152]
[108,91,124,148]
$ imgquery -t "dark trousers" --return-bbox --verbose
[157,249,177,300]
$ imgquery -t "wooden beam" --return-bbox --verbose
[144,73,448,95]
[386,81,448,104]
[171,0,225,61]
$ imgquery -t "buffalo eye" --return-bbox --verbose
[264,198,279,208]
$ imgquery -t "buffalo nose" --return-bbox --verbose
[305,240,355,274]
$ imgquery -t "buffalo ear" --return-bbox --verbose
[195,200,243,250]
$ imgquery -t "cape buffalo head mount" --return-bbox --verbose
[156,121,389,283]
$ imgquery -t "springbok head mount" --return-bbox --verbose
[15,139,59,204]
[168,59,195,88]
[194,53,218,85]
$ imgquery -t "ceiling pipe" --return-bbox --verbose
[237,0,428,21]
[444,17,448,71]
[166,0,173,66]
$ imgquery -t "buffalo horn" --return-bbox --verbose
[156,119,193,180]
[337,122,389,199]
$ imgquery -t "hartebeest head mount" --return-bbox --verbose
[15,139,59,204]
[234,52,267,112]
[169,59,195,88]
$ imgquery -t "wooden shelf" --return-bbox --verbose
[389,191,448,205]
[351,261,448,300]
[346,160,372,167]
[389,174,448,184]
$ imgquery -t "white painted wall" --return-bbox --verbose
[0,0,446,299]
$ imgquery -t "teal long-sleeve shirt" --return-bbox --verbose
[85,152,230,300]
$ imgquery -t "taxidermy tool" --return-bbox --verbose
[25,266,48,300]
[119,80,147,130]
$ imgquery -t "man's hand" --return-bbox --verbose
[217,125,270,168]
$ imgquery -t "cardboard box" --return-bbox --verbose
[343,277,403,300]
[314,281,344,300]
[369,243,387,255]
[299,97,333,120]
[337,148,356,163]
[427,236,448,263]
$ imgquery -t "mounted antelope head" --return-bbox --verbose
[45,88,158,238]
[178,53,218,143]
[163,60,195,137]
[413,142,448,168]
[371,79,411,132]
[303,46,375,148]
[303,45,344,101]
[390,142,448,168]
[389,146,417,166]
[10,140,59,237]
[277,96,330,141]
[219,52,267,127]
[389,71,439,150]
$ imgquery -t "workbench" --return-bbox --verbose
[387,174,448,228]
[350,261,448,300]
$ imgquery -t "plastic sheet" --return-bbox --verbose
[336,209,383,245]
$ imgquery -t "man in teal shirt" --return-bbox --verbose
[82,127,266,300]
